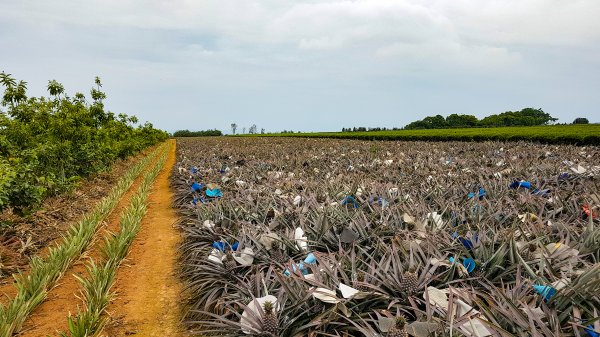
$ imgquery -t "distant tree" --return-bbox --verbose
[423,115,447,128]
[573,117,589,124]
[249,124,257,134]
[406,115,447,129]
[519,107,557,125]
[261,128,265,134]
[405,108,556,130]
[405,120,429,130]
[446,114,478,128]
[242,127,246,134]
[480,108,556,127]
[231,123,237,135]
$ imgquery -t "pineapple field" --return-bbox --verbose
[172,137,600,337]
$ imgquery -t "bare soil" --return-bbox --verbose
[102,139,188,336]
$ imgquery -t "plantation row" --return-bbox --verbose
[0,142,170,336]
[0,72,168,214]
[172,137,599,336]
[243,124,600,145]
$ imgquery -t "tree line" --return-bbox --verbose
[405,108,558,130]
[340,108,590,132]
[172,129,222,137]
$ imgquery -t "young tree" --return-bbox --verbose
[0,72,27,110]
[231,123,237,135]
[47,80,65,98]
[249,124,257,134]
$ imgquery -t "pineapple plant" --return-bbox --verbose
[270,247,286,263]
[353,271,369,292]
[262,301,279,336]
[174,138,600,335]
[281,212,298,226]
[223,251,237,270]
[523,244,537,261]
[387,316,408,337]
[400,269,419,296]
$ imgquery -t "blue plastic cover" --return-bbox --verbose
[463,258,476,273]
[212,241,239,252]
[206,188,223,198]
[585,325,599,337]
[510,181,532,189]
[533,284,556,302]
[191,182,203,192]
[304,253,317,264]
[342,196,359,208]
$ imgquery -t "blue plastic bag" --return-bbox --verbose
[463,258,476,273]
[478,187,486,199]
[533,188,551,197]
[191,197,205,205]
[212,241,239,252]
[460,237,474,250]
[342,196,359,208]
[304,253,317,264]
[468,187,486,200]
[585,325,599,337]
[510,181,532,189]
[284,262,310,276]
[449,257,477,273]
[533,285,556,302]
[191,182,203,192]
[206,188,223,198]
[284,253,317,276]
[370,197,389,208]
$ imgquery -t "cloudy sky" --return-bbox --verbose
[1,0,599,133]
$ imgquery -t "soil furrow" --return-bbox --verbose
[101,139,187,336]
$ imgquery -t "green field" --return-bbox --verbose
[241,124,600,144]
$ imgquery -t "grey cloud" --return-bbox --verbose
[1,0,599,133]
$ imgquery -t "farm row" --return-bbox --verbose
[242,124,600,145]
[172,137,599,336]
[0,142,171,336]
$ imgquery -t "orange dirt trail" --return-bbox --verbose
[102,139,188,336]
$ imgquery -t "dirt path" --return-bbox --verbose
[102,139,188,336]
[15,150,157,336]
